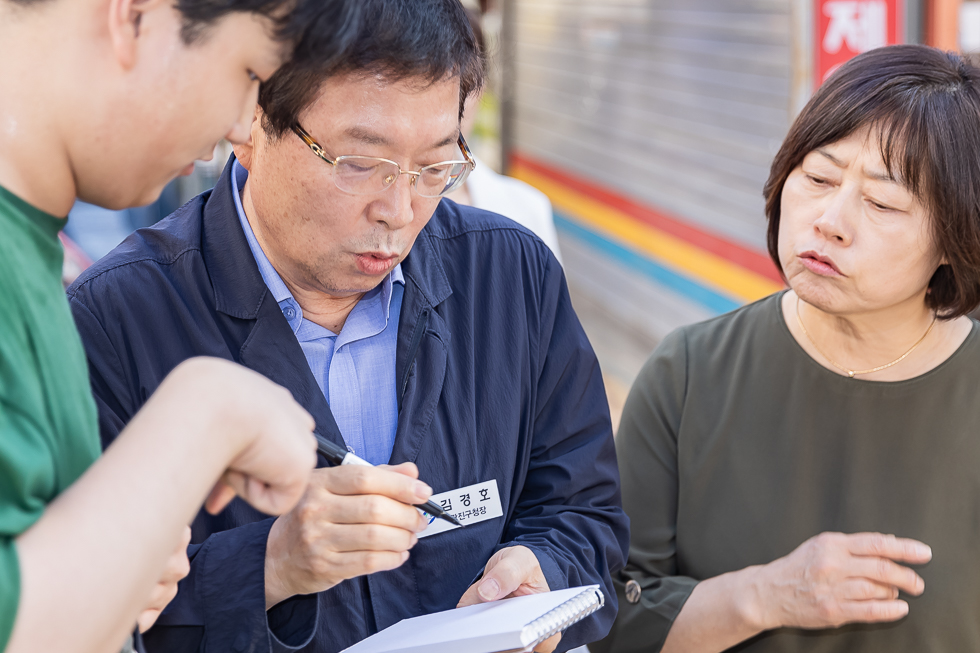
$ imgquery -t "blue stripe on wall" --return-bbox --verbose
[553,211,741,315]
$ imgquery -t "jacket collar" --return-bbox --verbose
[397,208,452,310]
[202,153,453,317]
[202,155,269,319]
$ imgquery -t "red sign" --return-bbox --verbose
[815,0,904,87]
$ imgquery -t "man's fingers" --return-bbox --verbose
[327,549,411,578]
[378,462,420,479]
[533,633,561,653]
[846,533,932,563]
[456,582,485,608]
[837,599,910,624]
[325,523,419,554]
[849,557,925,596]
[322,465,432,505]
[326,494,428,532]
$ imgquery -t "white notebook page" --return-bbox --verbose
[341,585,601,653]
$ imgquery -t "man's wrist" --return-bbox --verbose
[265,517,294,609]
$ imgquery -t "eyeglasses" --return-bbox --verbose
[292,123,476,198]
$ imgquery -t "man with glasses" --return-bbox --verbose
[68,1,629,652]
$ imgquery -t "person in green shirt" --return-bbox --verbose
[0,1,436,653]
[595,45,980,653]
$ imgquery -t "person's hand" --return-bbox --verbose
[149,358,318,517]
[137,526,192,633]
[457,546,560,653]
[748,532,932,631]
[263,463,432,608]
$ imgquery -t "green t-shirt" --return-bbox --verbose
[0,186,101,648]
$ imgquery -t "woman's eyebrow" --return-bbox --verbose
[815,148,899,184]
[863,167,898,183]
[816,148,845,167]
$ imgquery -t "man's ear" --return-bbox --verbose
[107,0,171,71]
[233,106,264,170]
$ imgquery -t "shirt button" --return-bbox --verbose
[625,579,641,604]
[283,306,296,320]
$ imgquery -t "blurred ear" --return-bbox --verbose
[107,0,171,70]
[233,107,264,170]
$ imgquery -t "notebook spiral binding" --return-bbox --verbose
[523,588,605,650]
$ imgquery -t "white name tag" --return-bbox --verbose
[417,479,503,538]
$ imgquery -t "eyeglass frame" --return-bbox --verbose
[291,122,476,198]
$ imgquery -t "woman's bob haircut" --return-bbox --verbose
[764,45,980,318]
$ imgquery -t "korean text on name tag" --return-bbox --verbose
[417,479,503,538]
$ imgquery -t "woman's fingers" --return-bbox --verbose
[840,578,899,601]
[848,556,925,596]
[836,599,910,624]
[762,531,929,630]
[845,532,932,564]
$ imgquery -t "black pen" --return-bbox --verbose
[315,436,462,527]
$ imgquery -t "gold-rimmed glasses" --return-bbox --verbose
[292,123,476,198]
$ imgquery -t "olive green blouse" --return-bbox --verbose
[594,293,980,652]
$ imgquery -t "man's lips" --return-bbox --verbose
[354,252,399,275]
[799,250,844,277]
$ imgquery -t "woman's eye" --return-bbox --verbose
[870,200,892,211]
[805,174,827,186]
[248,70,260,83]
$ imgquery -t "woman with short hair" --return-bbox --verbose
[594,45,980,652]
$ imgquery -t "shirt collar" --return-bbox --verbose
[230,159,403,333]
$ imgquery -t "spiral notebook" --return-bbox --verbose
[341,585,604,653]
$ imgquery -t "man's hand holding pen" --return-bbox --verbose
[263,463,432,609]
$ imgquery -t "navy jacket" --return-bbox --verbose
[68,158,628,653]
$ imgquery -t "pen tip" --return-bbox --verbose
[446,514,463,527]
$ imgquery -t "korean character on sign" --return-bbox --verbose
[440,498,452,512]
[460,493,471,507]
[479,488,490,502]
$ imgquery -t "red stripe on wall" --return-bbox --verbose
[510,152,783,284]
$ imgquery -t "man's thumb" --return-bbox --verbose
[476,553,524,601]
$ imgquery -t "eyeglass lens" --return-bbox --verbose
[333,158,469,198]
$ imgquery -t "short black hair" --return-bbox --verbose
[764,45,980,318]
[175,0,359,47]
[259,0,485,138]
[5,0,359,49]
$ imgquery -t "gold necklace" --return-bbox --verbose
[795,296,937,378]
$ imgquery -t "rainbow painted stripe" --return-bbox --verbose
[510,153,784,314]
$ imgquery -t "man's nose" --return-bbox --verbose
[225,82,261,145]
[371,173,416,230]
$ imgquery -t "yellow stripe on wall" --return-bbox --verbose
[512,163,782,304]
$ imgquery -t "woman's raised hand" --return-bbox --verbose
[749,532,932,630]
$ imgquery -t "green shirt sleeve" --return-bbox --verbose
[0,534,20,650]
[0,300,59,651]
[592,328,699,653]
[0,396,54,651]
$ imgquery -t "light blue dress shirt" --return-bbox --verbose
[231,161,404,465]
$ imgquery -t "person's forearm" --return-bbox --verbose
[7,366,245,653]
[661,566,769,653]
